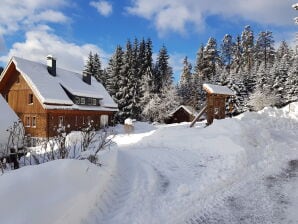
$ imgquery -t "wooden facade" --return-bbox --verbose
[206,94,228,125]
[204,85,234,125]
[0,59,117,138]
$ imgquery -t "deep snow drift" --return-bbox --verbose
[0,103,297,224]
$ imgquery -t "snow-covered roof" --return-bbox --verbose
[203,83,235,96]
[6,57,118,110]
[169,105,198,116]
[0,95,20,150]
[292,3,298,10]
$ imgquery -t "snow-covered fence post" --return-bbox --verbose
[124,118,134,134]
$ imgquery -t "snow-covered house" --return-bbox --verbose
[0,56,118,138]
[166,105,198,124]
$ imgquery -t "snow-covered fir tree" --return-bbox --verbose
[116,40,136,122]
[201,37,220,83]
[241,25,254,74]
[106,45,124,109]
[220,34,234,73]
[153,45,173,93]
[285,55,298,103]
[93,53,105,86]
[255,31,275,69]
[178,57,193,106]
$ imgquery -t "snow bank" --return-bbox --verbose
[0,95,20,152]
[0,148,118,224]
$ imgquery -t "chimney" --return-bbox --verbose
[46,55,56,76]
[82,71,91,85]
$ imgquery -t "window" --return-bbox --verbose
[81,97,85,105]
[100,115,109,128]
[75,97,80,104]
[87,116,91,125]
[88,98,92,105]
[31,116,36,128]
[92,99,97,105]
[58,116,64,127]
[28,94,33,104]
[25,116,30,127]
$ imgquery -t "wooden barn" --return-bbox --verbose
[190,83,235,127]
[0,56,118,139]
[203,83,235,125]
[167,105,198,124]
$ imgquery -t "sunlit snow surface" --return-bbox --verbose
[0,103,297,224]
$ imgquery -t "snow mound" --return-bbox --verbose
[0,148,118,224]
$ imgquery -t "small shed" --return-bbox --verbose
[203,83,235,124]
[167,105,197,124]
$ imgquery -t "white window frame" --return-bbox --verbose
[25,116,30,127]
[92,99,97,105]
[81,97,85,105]
[75,97,80,104]
[31,116,36,128]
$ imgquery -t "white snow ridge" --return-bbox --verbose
[0,103,298,224]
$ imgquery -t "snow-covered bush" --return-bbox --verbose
[248,88,278,111]
[143,86,180,122]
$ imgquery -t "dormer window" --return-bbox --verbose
[81,97,85,105]
[92,99,97,105]
[88,98,92,105]
[75,96,80,104]
[28,94,33,104]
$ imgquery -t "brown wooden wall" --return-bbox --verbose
[206,94,227,124]
[0,63,48,137]
[47,110,114,137]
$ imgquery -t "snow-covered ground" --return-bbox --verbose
[0,103,297,224]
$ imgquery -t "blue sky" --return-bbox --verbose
[0,0,297,80]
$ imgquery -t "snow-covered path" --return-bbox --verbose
[84,104,298,224]
[1,104,297,224]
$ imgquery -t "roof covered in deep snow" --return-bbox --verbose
[203,83,235,96]
[1,57,118,111]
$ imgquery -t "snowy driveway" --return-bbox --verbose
[84,105,298,224]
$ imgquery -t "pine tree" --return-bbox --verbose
[241,25,254,73]
[93,53,105,85]
[231,35,242,74]
[201,37,220,83]
[105,45,124,118]
[130,38,142,120]
[154,45,173,94]
[193,45,205,107]
[220,34,234,73]
[178,57,193,106]
[83,52,94,76]
[285,55,298,103]
[255,31,275,69]
[116,40,135,122]
[276,41,292,62]
[140,38,155,114]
